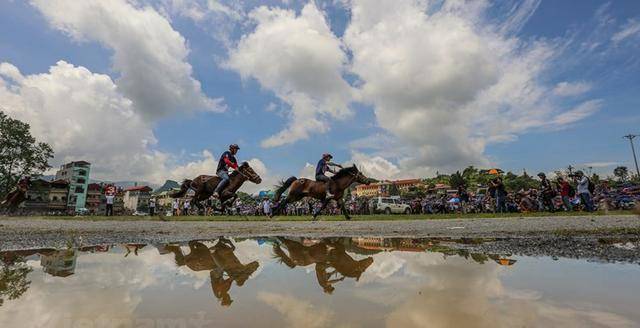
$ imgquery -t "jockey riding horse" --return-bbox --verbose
[170,145,261,214]
[273,162,372,221]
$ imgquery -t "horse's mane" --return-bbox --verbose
[332,166,358,180]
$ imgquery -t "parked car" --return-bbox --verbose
[371,197,411,214]
[75,207,89,215]
[133,210,149,216]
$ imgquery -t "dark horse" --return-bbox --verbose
[170,162,262,214]
[0,178,30,213]
[273,165,371,220]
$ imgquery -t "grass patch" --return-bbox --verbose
[3,210,635,222]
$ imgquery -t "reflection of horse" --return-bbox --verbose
[170,162,262,214]
[159,238,259,307]
[273,165,372,220]
[273,238,374,294]
[0,178,30,213]
[328,244,374,281]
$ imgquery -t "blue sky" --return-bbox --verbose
[1,0,639,190]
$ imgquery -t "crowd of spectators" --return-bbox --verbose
[170,171,639,217]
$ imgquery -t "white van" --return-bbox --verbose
[371,197,412,214]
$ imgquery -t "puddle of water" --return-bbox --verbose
[1,237,639,328]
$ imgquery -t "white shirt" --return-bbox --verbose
[577,176,590,195]
[105,195,114,205]
[173,200,179,209]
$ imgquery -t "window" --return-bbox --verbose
[52,196,58,201]
[76,178,86,184]
[75,186,85,194]
[78,170,87,176]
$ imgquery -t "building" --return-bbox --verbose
[123,185,152,212]
[154,189,180,209]
[85,183,103,214]
[23,179,70,214]
[354,179,425,197]
[41,249,77,277]
[24,179,51,213]
[55,161,91,212]
[48,179,69,212]
[354,184,381,197]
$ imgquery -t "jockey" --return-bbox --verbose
[213,144,240,198]
[316,153,343,199]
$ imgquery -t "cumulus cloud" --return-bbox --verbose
[30,0,224,120]
[226,3,353,147]
[0,61,160,181]
[344,0,600,175]
[0,61,271,189]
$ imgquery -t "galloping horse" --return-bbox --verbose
[273,165,371,220]
[170,162,262,214]
[0,178,30,213]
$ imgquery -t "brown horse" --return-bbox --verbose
[273,165,371,220]
[171,162,262,214]
[0,178,30,214]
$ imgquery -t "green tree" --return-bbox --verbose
[0,112,54,197]
[449,171,466,189]
[613,166,629,182]
[0,258,32,306]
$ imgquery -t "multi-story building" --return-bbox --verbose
[123,185,152,212]
[55,161,91,212]
[85,183,103,214]
[48,179,69,212]
[354,179,425,198]
[24,179,51,213]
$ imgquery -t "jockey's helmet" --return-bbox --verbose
[229,144,240,150]
[322,153,333,160]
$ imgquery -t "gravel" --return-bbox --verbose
[1,215,639,262]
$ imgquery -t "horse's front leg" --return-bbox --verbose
[313,199,330,221]
[338,198,351,221]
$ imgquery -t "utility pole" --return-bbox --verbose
[623,134,640,178]
[567,165,574,176]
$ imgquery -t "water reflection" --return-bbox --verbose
[0,237,638,327]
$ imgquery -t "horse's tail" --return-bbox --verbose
[274,176,297,202]
[170,179,192,198]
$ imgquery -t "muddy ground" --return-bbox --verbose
[1,215,639,263]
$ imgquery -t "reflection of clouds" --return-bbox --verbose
[258,292,334,328]
[384,256,635,328]
[0,250,179,327]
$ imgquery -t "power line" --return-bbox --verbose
[623,134,640,178]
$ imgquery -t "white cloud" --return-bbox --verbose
[0,61,160,181]
[258,292,334,328]
[553,81,592,97]
[0,61,272,187]
[226,3,353,147]
[349,152,401,180]
[344,0,599,175]
[612,19,640,44]
[30,0,224,120]
[549,99,602,126]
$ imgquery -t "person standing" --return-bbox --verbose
[183,199,191,216]
[538,173,556,212]
[172,198,180,216]
[557,177,573,212]
[575,171,594,212]
[105,194,114,216]
[149,197,156,216]
[262,198,272,218]
[491,177,507,213]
